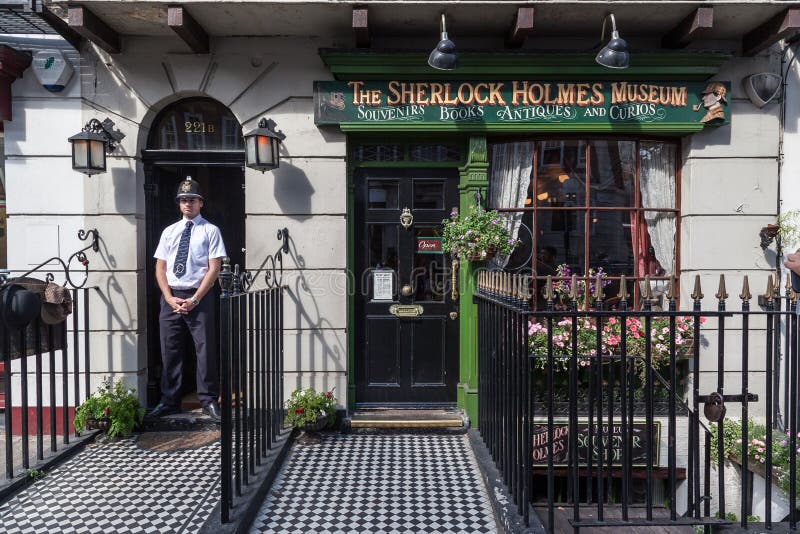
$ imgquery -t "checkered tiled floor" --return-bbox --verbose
[250,434,498,533]
[0,434,220,533]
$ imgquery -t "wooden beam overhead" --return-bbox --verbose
[743,8,800,57]
[353,7,369,48]
[168,6,209,54]
[68,5,120,54]
[662,7,713,49]
[41,6,83,51]
[506,7,534,48]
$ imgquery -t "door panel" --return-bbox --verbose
[355,168,459,405]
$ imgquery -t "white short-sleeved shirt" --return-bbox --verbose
[154,214,227,289]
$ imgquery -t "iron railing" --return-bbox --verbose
[218,229,288,523]
[1,229,100,481]
[476,270,799,532]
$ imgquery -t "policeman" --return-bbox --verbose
[147,176,226,422]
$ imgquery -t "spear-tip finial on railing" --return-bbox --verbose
[569,274,578,303]
[765,275,775,304]
[691,274,704,301]
[617,274,629,302]
[593,273,604,301]
[544,275,555,303]
[641,275,653,301]
[740,275,752,301]
[716,274,729,301]
[666,275,677,302]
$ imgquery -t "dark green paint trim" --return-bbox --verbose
[340,122,704,135]
[347,137,357,412]
[319,50,731,81]
[456,135,489,425]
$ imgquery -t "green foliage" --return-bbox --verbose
[441,206,520,261]
[73,379,144,439]
[27,468,44,481]
[284,388,336,428]
[528,315,698,378]
[710,417,800,497]
[777,209,800,247]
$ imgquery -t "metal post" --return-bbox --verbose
[219,258,233,524]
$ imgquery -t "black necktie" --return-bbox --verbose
[173,221,193,278]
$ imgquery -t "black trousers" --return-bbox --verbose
[159,289,218,407]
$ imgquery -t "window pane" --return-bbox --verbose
[414,182,444,209]
[412,226,446,302]
[353,144,403,162]
[504,214,534,272]
[367,224,399,271]
[149,98,243,151]
[535,210,585,275]
[635,211,676,276]
[589,210,634,276]
[639,142,677,209]
[368,181,399,209]
[409,144,461,162]
[536,140,586,207]
[589,140,636,207]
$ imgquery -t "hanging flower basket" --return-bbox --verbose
[465,245,498,262]
[441,206,519,262]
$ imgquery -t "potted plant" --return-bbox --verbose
[442,206,520,261]
[73,378,145,440]
[761,209,800,250]
[284,387,336,441]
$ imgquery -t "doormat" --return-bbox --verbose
[136,431,220,452]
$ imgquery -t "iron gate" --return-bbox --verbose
[476,271,799,532]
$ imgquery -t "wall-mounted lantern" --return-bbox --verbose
[243,118,286,172]
[595,13,630,69]
[68,118,125,175]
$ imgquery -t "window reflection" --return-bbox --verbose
[536,141,586,207]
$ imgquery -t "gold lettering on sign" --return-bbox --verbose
[184,122,216,133]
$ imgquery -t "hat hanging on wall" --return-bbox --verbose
[1,284,42,328]
[743,73,782,108]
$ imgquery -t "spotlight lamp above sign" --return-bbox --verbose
[595,13,629,69]
[428,13,458,71]
[243,118,286,172]
[68,118,125,176]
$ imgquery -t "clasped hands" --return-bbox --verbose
[167,295,196,315]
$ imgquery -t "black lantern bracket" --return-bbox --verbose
[82,117,126,153]
[258,118,286,141]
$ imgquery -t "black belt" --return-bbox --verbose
[170,287,198,291]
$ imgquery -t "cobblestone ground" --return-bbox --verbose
[250,433,498,534]
[0,431,220,534]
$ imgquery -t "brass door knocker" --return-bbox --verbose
[400,207,413,230]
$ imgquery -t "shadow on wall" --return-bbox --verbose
[91,233,138,377]
[272,161,314,222]
[280,233,346,396]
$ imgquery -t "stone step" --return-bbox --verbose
[345,408,467,433]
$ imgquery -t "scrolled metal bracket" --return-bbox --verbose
[2,228,100,289]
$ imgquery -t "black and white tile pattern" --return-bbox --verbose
[250,434,497,533]
[0,435,220,533]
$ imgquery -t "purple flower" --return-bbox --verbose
[508,238,515,245]
[492,219,499,224]
[467,230,473,235]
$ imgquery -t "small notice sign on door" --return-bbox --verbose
[417,237,443,254]
[373,271,393,301]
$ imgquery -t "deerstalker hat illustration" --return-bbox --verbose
[176,176,203,200]
[701,82,727,104]
[1,283,41,328]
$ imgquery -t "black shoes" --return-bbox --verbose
[202,400,222,423]
[145,402,180,420]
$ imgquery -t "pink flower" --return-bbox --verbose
[608,317,617,325]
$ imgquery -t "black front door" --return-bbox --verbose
[144,163,245,405]
[354,168,460,405]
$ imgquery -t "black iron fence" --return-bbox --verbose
[1,229,100,481]
[476,270,800,532]
[218,229,288,523]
